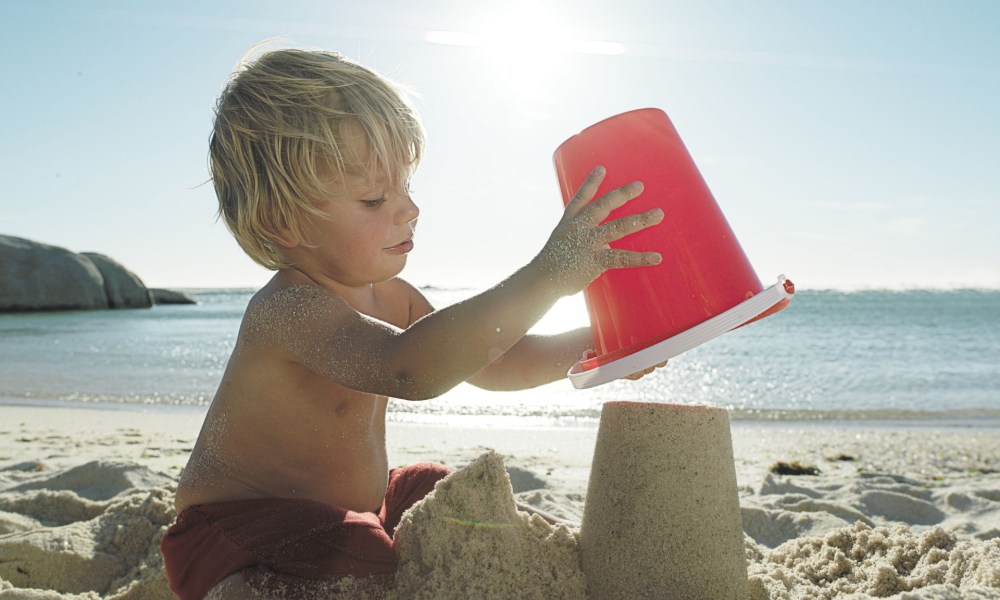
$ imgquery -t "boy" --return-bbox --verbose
[161,48,664,599]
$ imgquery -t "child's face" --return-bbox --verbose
[296,167,419,287]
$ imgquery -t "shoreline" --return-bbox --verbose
[3,401,999,491]
[4,396,1000,432]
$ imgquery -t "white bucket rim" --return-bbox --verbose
[568,275,794,389]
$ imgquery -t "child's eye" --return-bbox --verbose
[362,197,387,208]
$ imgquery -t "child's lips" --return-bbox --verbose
[385,239,414,254]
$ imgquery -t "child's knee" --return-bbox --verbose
[205,572,255,600]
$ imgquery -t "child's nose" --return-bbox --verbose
[398,193,419,223]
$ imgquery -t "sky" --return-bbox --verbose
[1,1,998,291]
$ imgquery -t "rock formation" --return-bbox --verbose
[149,289,196,305]
[0,235,191,312]
[81,252,153,309]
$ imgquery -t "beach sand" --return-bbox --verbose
[0,403,998,599]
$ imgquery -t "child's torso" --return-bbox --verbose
[174,276,419,515]
[174,378,391,514]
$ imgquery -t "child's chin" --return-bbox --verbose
[377,261,408,281]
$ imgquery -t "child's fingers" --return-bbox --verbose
[563,166,607,219]
[597,207,664,244]
[581,181,644,226]
[623,360,668,381]
[625,365,654,380]
[599,248,662,270]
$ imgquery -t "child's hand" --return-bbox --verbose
[622,359,669,381]
[535,166,664,295]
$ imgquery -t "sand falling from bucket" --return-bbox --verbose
[579,401,750,600]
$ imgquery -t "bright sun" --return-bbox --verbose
[425,4,624,90]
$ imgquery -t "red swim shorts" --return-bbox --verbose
[160,462,450,600]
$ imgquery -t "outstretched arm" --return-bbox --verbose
[247,167,664,400]
[466,328,593,391]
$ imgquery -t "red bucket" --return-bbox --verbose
[553,108,794,389]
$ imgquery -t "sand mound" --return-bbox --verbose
[746,521,1000,599]
[4,462,172,503]
[0,462,175,600]
[390,450,587,600]
[742,467,1000,599]
[744,470,1000,548]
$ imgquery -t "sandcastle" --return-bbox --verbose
[579,401,750,600]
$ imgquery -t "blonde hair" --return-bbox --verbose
[210,48,425,269]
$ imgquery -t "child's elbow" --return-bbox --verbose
[389,369,443,402]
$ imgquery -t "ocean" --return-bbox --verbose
[1,288,998,428]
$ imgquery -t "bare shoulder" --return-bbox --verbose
[242,283,351,341]
[250,281,345,312]
[379,277,434,326]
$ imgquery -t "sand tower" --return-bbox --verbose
[579,401,749,599]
